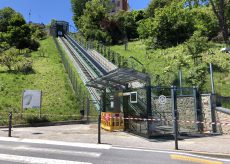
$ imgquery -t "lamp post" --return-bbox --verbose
[209,50,215,94]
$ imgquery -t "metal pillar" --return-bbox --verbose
[210,94,217,133]
[210,63,215,94]
[171,86,178,150]
[193,86,199,131]
[146,77,152,138]
[86,96,90,123]
[179,69,182,95]
[98,90,106,144]
[8,112,12,137]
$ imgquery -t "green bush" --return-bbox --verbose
[191,7,219,40]
[138,2,195,49]
[15,58,33,73]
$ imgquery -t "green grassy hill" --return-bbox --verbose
[110,40,230,97]
[0,37,88,124]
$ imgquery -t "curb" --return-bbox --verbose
[111,144,230,159]
[182,150,230,159]
[0,120,90,129]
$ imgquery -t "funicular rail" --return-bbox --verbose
[59,37,101,110]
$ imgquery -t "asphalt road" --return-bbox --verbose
[0,138,228,164]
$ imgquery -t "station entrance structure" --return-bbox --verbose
[87,67,152,136]
[87,68,202,138]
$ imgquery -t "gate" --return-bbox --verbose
[125,86,201,138]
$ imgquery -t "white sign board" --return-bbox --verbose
[22,90,42,109]
[130,92,137,103]
[158,95,167,105]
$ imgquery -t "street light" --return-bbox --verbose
[208,50,215,94]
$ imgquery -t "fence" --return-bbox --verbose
[124,86,200,138]
[0,112,98,127]
[216,96,230,109]
[72,34,145,71]
[53,37,97,118]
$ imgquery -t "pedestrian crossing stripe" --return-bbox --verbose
[0,153,92,164]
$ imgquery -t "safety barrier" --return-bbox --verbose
[101,112,124,132]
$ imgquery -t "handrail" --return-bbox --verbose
[216,107,230,115]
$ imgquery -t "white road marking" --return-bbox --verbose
[0,137,111,149]
[112,147,230,162]
[17,146,101,158]
[9,145,101,158]
[0,153,91,164]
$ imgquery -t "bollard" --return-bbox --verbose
[8,112,12,137]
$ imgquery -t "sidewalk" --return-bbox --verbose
[0,123,229,158]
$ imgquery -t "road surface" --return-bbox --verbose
[0,137,228,164]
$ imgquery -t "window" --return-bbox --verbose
[130,92,137,103]
[117,1,120,7]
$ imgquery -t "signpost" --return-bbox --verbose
[22,90,42,118]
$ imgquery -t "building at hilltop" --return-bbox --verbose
[111,0,128,14]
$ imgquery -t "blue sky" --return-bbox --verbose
[0,0,151,29]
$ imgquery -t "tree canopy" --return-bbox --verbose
[71,0,229,45]
[71,0,90,25]
[0,7,40,51]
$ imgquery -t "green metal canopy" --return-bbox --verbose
[86,68,150,90]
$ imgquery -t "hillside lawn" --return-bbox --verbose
[0,37,89,125]
[110,40,230,107]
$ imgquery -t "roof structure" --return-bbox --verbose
[86,68,150,90]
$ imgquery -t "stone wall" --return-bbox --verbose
[216,110,230,134]
[201,94,213,133]
[201,94,230,134]
[177,97,196,132]
[152,96,196,133]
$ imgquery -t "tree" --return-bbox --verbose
[77,0,111,43]
[109,11,140,42]
[184,32,210,65]
[146,0,172,17]
[138,1,195,48]
[0,7,16,32]
[210,0,229,43]
[191,6,219,39]
[71,0,90,26]
[0,7,40,51]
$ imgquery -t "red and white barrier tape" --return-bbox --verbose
[105,116,230,126]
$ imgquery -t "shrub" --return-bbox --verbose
[15,58,33,73]
[29,39,40,51]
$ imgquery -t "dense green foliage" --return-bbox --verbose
[72,0,144,44]
[146,0,171,17]
[71,0,89,23]
[0,7,40,51]
[0,7,46,73]
[72,0,229,46]
[109,40,230,94]
[139,1,195,48]
[77,0,111,42]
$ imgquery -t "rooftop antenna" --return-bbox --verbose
[29,10,31,23]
